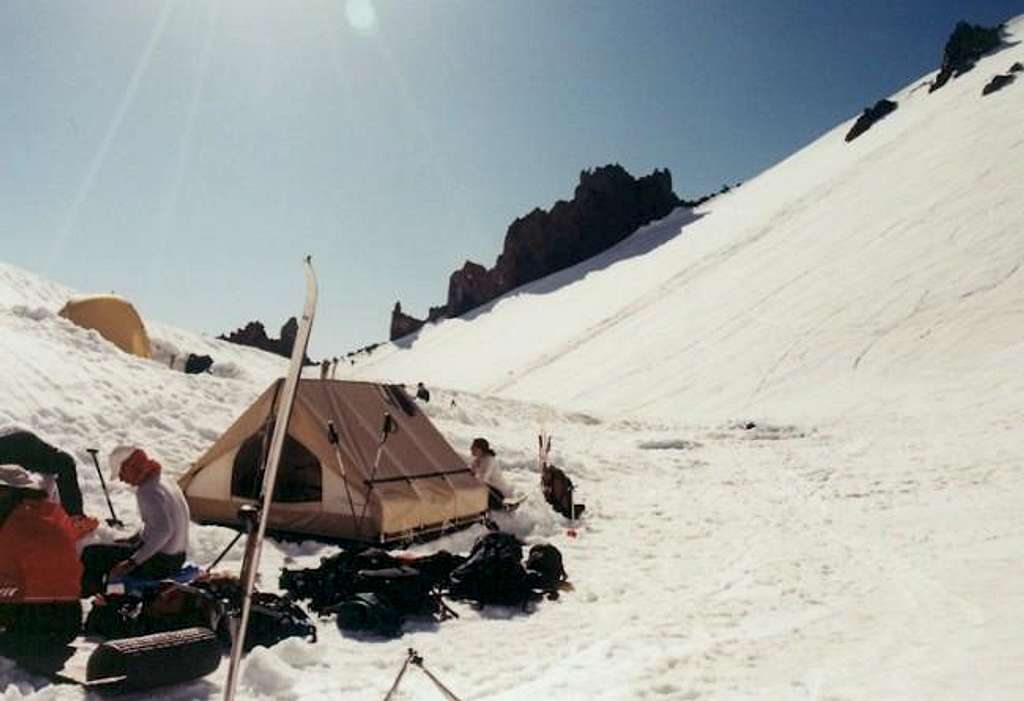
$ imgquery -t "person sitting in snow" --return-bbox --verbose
[469,437,514,510]
[0,427,98,535]
[415,382,431,403]
[80,446,190,595]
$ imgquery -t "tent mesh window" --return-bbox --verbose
[231,430,322,503]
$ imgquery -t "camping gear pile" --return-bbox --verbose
[281,532,567,637]
[86,573,316,651]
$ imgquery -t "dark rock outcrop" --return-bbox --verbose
[930,21,1005,92]
[447,261,502,319]
[982,73,1015,95]
[845,99,899,142]
[219,317,299,358]
[390,303,426,341]
[1010,62,1023,73]
[389,164,679,339]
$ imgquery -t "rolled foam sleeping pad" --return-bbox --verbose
[86,626,221,691]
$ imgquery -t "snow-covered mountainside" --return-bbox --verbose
[2,18,1024,701]
[351,17,1024,425]
[0,262,288,469]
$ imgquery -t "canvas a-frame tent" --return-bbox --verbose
[179,379,488,545]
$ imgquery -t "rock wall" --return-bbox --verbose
[390,302,426,340]
[391,164,680,339]
[845,99,898,142]
[219,317,299,358]
[930,21,1005,92]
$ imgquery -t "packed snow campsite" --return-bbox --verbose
[3,11,1024,701]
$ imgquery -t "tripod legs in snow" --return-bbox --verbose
[383,649,463,701]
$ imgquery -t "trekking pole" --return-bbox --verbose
[86,448,124,528]
[354,413,397,537]
[326,420,361,537]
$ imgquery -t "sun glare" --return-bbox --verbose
[345,0,377,33]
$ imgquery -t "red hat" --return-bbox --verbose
[110,446,161,486]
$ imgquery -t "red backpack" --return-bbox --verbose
[0,497,82,601]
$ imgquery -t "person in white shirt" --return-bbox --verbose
[469,437,514,510]
[80,446,190,595]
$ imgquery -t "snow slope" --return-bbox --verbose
[2,18,1024,701]
[0,261,289,543]
[350,18,1024,425]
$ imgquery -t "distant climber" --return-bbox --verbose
[80,447,190,596]
[469,438,514,510]
[0,428,98,534]
[415,382,431,403]
[331,357,339,379]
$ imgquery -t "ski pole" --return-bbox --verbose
[326,420,360,536]
[354,413,396,538]
[86,448,124,528]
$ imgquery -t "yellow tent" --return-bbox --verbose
[58,295,152,359]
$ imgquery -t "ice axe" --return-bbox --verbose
[86,448,125,528]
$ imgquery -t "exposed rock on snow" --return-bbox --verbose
[218,317,299,359]
[354,16,1024,425]
[390,164,680,339]
[389,301,425,340]
[930,21,1006,92]
[982,72,1016,95]
[844,98,898,142]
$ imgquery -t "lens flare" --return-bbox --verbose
[345,0,377,33]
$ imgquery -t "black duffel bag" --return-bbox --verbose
[448,532,532,607]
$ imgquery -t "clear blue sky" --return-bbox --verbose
[2,0,1021,357]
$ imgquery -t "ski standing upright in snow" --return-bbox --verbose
[222,257,318,701]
